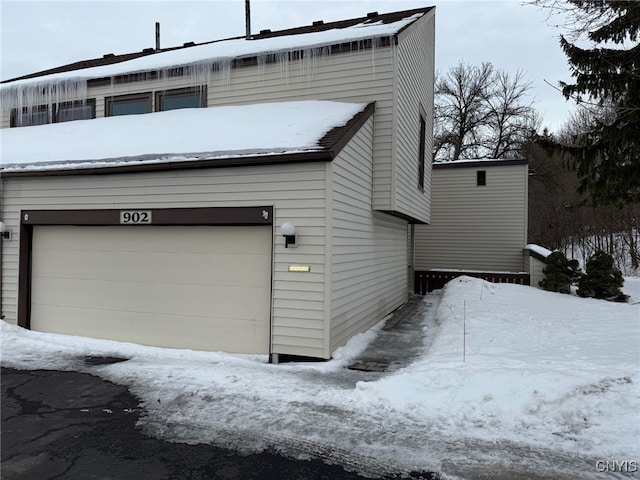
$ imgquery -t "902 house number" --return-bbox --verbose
[120,210,152,224]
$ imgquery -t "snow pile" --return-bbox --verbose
[355,277,639,456]
[0,100,367,171]
[1,277,638,478]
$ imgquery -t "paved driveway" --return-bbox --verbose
[1,367,436,480]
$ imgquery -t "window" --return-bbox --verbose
[57,99,96,123]
[418,113,426,190]
[10,105,49,127]
[11,100,97,127]
[156,87,206,112]
[106,93,152,116]
[477,170,487,186]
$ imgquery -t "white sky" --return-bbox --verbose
[0,0,576,132]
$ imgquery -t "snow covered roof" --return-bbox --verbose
[434,158,528,169]
[0,100,373,175]
[525,244,553,260]
[1,7,432,87]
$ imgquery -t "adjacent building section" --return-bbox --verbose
[413,159,529,292]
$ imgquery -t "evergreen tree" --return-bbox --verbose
[577,250,628,302]
[539,251,581,294]
[536,1,640,206]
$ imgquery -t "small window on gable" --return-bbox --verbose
[418,114,426,190]
[156,87,206,112]
[106,93,152,116]
[57,99,96,123]
[10,105,49,127]
[477,170,487,186]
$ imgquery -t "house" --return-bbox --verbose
[412,158,531,293]
[0,7,436,362]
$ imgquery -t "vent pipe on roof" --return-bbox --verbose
[155,22,160,51]
[245,0,251,39]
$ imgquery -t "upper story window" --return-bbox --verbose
[10,100,96,127]
[477,170,487,186]
[156,87,207,111]
[418,111,426,190]
[10,105,49,127]
[57,100,96,123]
[106,93,152,116]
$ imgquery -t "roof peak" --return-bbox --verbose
[2,6,433,84]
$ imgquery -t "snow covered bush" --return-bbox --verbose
[539,251,581,294]
[577,250,629,302]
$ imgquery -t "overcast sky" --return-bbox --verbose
[0,0,576,131]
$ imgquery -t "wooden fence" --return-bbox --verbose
[414,270,530,294]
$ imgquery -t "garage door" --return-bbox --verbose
[30,225,272,353]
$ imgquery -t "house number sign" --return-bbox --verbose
[120,210,152,224]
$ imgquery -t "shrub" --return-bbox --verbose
[577,250,628,302]
[539,251,581,294]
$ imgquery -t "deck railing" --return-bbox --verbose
[414,270,530,294]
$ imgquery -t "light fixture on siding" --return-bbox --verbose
[0,222,11,240]
[280,222,297,248]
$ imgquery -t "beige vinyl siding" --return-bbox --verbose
[393,11,435,224]
[1,47,398,213]
[204,48,396,214]
[329,117,408,353]
[0,162,329,358]
[0,179,19,322]
[414,163,528,272]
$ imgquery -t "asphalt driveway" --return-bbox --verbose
[1,366,437,480]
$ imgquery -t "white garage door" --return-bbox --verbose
[30,225,272,353]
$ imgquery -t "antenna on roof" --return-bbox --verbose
[155,22,160,51]
[245,0,251,39]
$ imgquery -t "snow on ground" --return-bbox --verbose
[1,277,639,479]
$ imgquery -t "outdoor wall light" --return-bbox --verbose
[280,222,297,248]
[0,222,11,241]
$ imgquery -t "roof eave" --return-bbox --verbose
[0,150,335,178]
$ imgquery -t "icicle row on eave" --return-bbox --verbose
[0,78,89,125]
[0,35,394,121]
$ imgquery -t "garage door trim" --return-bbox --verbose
[17,206,273,329]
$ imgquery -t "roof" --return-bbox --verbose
[0,100,375,176]
[1,7,433,85]
[433,158,528,169]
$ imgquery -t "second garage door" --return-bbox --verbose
[30,225,272,353]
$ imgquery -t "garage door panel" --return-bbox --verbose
[32,276,270,318]
[30,304,269,353]
[30,225,272,353]
[33,250,271,287]
[33,226,272,255]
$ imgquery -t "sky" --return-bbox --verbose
[0,0,577,132]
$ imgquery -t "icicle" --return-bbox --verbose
[277,51,289,82]
[371,37,377,79]
[0,78,88,126]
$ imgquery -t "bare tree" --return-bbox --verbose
[434,62,495,160]
[484,69,539,158]
[434,61,537,161]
